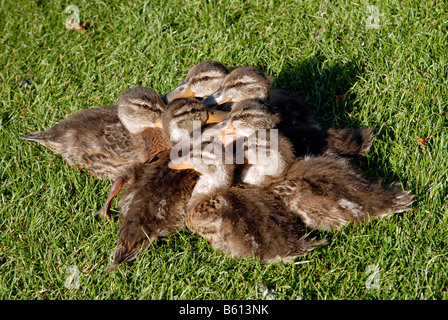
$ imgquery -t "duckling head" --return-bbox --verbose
[205,99,291,186]
[202,66,272,107]
[161,98,228,144]
[224,99,281,137]
[169,140,234,195]
[162,61,229,103]
[118,86,165,134]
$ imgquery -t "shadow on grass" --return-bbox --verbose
[273,53,365,129]
[257,53,411,187]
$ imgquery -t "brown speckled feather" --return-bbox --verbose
[182,139,325,263]
[220,99,412,231]
[269,156,414,231]
[23,106,170,180]
[187,183,324,263]
[112,96,230,263]
[22,88,171,181]
[113,150,199,265]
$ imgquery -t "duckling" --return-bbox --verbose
[112,98,228,266]
[203,66,316,126]
[211,99,413,231]
[168,140,325,263]
[21,86,170,181]
[203,66,376,158]
[161,61,229,103]
[22,87,172,219]
[113,150,199,265]
[270,157,414,231]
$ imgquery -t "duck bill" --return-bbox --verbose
[161,81,195,104]
[202,88,232,107]
[168,154,194,170]
[219,119,237,135]
[202,119,237,138]
[203,110,229,125]
[202,119,238,146]
[153,120,163,129]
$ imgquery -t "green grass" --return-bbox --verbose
[1,0,447,300]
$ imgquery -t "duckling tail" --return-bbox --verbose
[113,239,151,265]
[325,126,377,157]
[291,236,327,260]
[269,237,327,263]
[387,190,414,216]
[300,237,328,253]
[358,126,377,154]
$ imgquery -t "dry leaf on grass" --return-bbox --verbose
[65,19,83,31]
[65,20,97,33]
[335,89,352,105]
[416,135,433,149]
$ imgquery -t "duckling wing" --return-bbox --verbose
[79,124,170,180]
[186,194,227,237]
[101,122,134,158]
[325,127,377,157]
[271,156,413,231]
[113,153,199,265]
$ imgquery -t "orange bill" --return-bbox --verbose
[204,110,229,125]
[161,81,195,104]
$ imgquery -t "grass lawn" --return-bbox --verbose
[1,0,447,300]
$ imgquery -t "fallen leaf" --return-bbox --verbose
[335,89,352,105]
[416,135,433,149]
[65,20,94,33]
[65,19,83,31]
[315,27,326,37]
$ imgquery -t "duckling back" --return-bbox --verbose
[187,183,325,263]
[270,156,414,231]
[22,105,171,180]
[113,150,199,265]
[22,105,118,154]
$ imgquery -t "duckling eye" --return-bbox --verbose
[142,104,150,109]
[201,76,210,81]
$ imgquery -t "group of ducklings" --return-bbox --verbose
[22,61,413,267]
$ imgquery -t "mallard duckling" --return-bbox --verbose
[211,99,413,231]
[203,99,295,185]
[161,61,229,103]
[22,87,172,219]
[203,66,376,158]
[112,98,228,266]
[168,140,325,263]
[270,157,414,231]
[22,86,170,181]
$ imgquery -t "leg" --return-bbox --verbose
[94,176,125,219]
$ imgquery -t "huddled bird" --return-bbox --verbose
[22,60,413,267]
